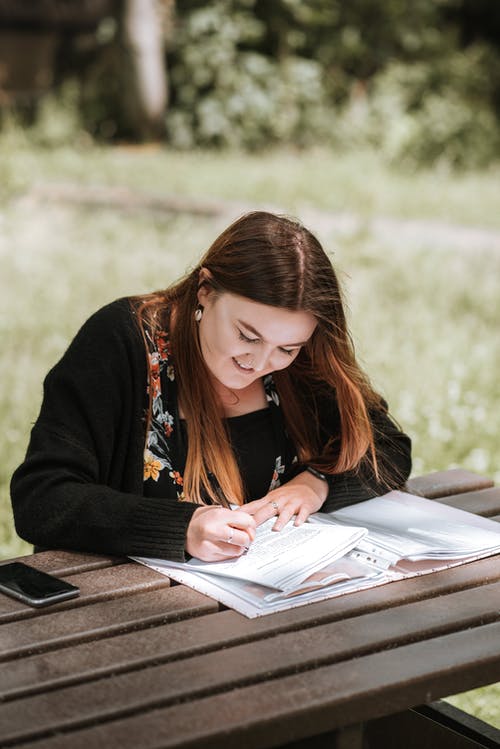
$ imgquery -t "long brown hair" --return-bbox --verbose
[133,211,383,506]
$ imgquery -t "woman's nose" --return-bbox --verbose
[252,346,274,371]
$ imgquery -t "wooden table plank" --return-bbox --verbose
[0,585,218,662]
[407,469,494,498]
[0,563,171,623]
[2,555,499,701]
[1,582,499,745]
[434,486,500,517]
[8,550,125,576]
[9,621,500,749]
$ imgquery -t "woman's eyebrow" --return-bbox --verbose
[237,319,308,347]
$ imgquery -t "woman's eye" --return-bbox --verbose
[238,330,259,344]
[238,329,299,357]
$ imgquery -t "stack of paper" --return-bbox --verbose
[331,492,500,561]
[132,490,500,618]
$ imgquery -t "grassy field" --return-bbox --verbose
[0,138,499,726]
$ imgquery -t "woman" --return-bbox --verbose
[11,211,411,562]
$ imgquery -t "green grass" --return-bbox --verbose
[0,137,499,726]
[2,135,500,227]
[446,684,500,728]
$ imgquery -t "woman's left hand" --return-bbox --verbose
[239,473,328,531]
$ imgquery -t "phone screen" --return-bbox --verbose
[0,562,80,607]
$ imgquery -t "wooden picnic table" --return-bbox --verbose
[1,469,499,749]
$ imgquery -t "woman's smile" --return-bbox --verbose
[233,357,254,373]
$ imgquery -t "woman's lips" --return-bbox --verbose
[232,357,254,373]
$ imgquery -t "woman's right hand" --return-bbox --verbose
[185,506,257,561]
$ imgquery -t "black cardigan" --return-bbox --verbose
[10,298,412,562]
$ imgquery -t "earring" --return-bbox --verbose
[194,306,203,323]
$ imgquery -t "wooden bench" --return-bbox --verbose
[0,468,499,748]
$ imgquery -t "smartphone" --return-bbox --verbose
[0,562,80,607]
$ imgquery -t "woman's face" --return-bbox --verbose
[196,285,317,391]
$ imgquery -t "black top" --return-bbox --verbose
[227,409,281,500]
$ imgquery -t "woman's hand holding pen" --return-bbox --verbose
[185,471,327,560]
[186,506,257,562]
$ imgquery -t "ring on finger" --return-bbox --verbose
[270,500,279,514]
[226,528,234,544]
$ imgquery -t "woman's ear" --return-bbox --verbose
[197,268,214,305]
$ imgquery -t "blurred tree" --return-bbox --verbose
[119,0,169,140]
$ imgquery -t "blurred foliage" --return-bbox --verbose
[166,1,331,149]
[164,0,500,166]
[166,0,438,149]
[1,0,500,168]
[337,45,500,169]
